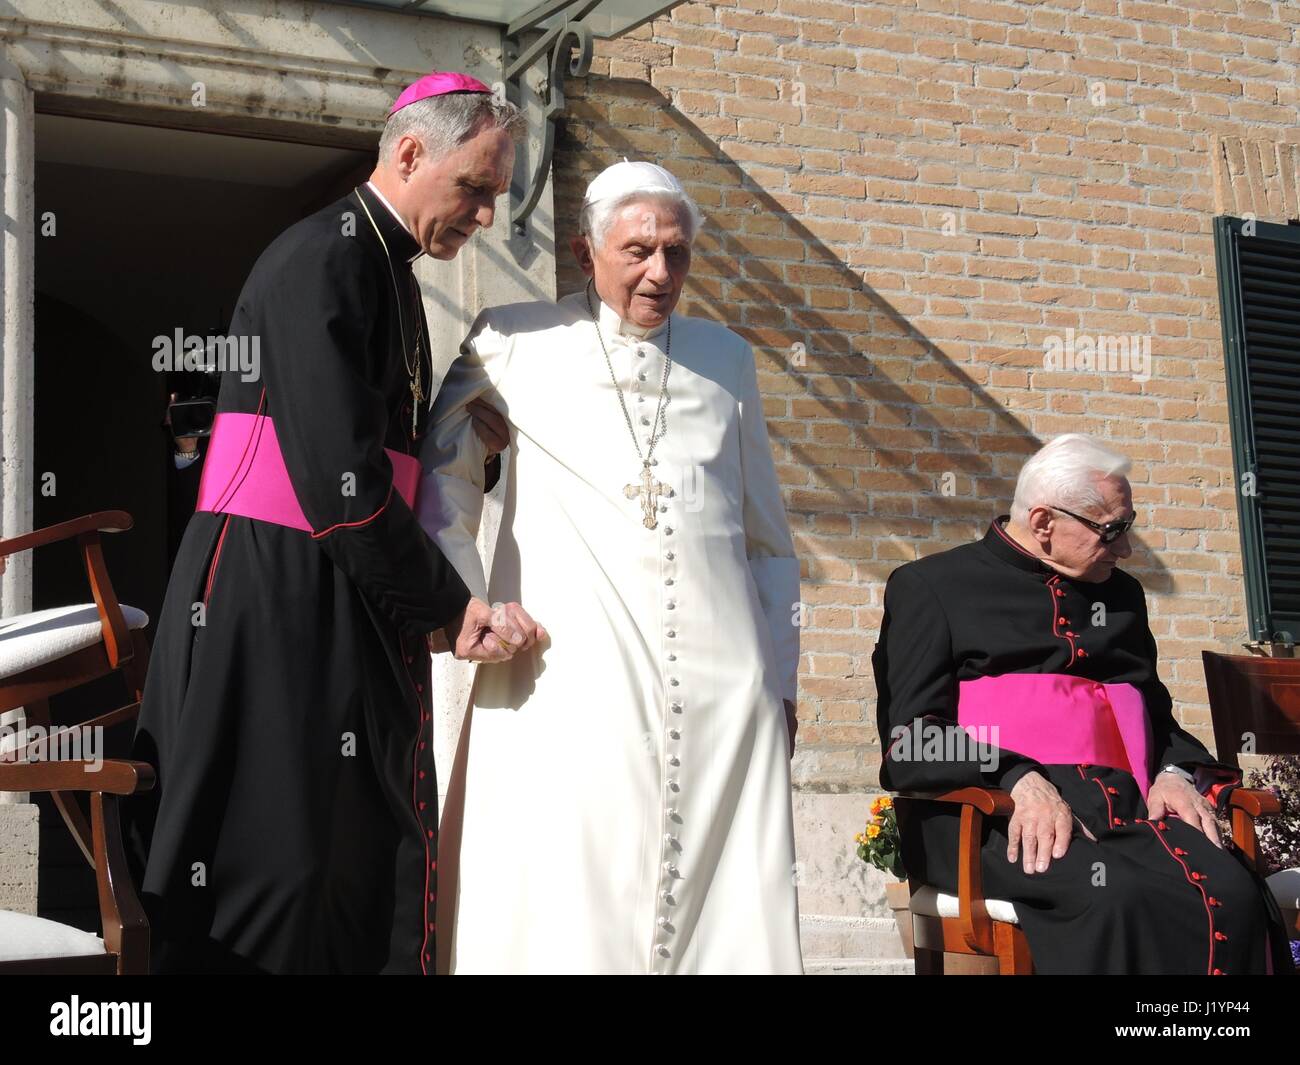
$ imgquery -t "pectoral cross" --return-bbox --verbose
[625,463,674,530]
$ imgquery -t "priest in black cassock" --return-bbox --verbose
[875,433,1294,975]
[124,72,543,974]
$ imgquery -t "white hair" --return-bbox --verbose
[378,92,525,165]
[578,190,704,250]
[1010,434,1132,524]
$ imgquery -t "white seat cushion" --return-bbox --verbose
[0,909,106,962]
[908,884,1021,925]
[0,603,149,679]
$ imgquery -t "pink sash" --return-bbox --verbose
[957,673,1154,797]
[195,412,420,533]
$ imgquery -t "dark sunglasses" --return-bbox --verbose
[1050,506,1137,545]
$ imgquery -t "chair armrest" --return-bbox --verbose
[895,787,1015,817]
[1224,787,1280,874]
[0,758,155,795]
[0,511,133,557]
[0,510,136,669]
[1227,786,1281,819]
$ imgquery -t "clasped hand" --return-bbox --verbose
[438,597,546,663]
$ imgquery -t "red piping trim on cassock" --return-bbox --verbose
[400,647,434,975]
[991,518,1040,560]
[989,524,1082,667]
[1139,818,1218,975]
[202,515,233,609]
[1079,764,1117,826]
[1046,576,1079,667]
[310,485,394,540]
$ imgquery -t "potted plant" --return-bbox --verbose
[1246,754,1300,966]
[855,795,912,958]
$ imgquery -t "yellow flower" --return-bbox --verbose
[877,796,893,811]
[867,824,881,839]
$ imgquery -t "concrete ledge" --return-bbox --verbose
[0,802,39,914]
[801,914,908,960]
[806,957,915,975]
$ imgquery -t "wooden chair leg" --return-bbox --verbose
[995,923,1033,974]
[24,698,96,865]
[943,951,999,974]
[92,793,149,975]
[913,946,944,975]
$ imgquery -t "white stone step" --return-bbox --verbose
[799,913,909,960]
[805,957,915,975]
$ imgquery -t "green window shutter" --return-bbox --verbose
[1214,215,1300,643]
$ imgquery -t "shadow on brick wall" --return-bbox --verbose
[550,77,1172,599]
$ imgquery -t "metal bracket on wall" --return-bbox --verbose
[503,0,599,236]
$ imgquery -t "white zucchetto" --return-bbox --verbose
[582,158,685,207]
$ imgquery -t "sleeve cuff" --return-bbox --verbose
[994,759,1044,794]
[748,555,800,705]
[417,471,489,602]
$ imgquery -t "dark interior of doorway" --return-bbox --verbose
[32,110,373,934]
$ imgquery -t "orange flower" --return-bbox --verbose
[867,824,881,839]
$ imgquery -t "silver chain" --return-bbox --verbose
[586,279,673,466]
[355,187,427,437]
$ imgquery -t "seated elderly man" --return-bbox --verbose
[874,433,1294,975]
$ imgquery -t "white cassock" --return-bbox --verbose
[418,289,803,974]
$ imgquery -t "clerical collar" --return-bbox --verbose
[594,290,671,340]
[983,516,1053,576]
[357,181,423,265]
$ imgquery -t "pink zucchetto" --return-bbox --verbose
[387,71,492,117]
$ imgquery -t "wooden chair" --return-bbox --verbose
[894,788,1031,975]
[0,511,154,973]
[1203,650,1300,942]
[896,780,1283,975]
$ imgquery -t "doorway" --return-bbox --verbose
[32,110,373,930]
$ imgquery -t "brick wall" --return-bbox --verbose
[552,0,1300,791]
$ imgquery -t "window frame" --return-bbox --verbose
[1213,214,1300,644]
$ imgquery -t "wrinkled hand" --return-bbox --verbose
[783,699,797,759]
[442,597,545,663]
[1008,771,1074,874]
[1147,771,1221,848]
[468,397,509,457]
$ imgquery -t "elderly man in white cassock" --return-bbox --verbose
[418,160,803,974]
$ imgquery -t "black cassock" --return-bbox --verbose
[125,183,472,974]
[874,519,1295,975]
